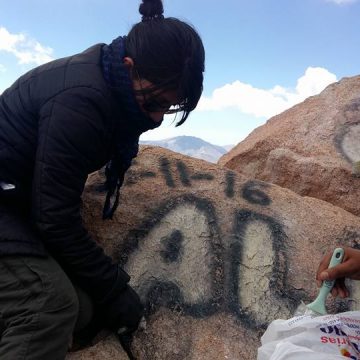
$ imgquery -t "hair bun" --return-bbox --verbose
[139,0,164,21]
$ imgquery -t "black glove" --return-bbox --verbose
[102,284,144,333]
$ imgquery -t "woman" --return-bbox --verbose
[0,0,205,358]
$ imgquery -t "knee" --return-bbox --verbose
[56,280,80,328]
[41,264,80,330]
[21,256,80,328]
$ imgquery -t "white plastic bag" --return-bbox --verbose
[257,311,360,360]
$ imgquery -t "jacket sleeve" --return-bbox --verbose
[32,86,129,304]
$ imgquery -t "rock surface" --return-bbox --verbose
[218,75,360,216]
[67,146,360,360]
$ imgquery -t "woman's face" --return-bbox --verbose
[132,77,178,124]
[123,56,179,124]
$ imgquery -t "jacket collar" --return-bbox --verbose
[102,36,161,136]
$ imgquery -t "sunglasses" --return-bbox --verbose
[134,69,184,115]
[142,98,181,115]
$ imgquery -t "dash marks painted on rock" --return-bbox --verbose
[190,173,214,181]
[124,157,215,188]
[176,160,214,187]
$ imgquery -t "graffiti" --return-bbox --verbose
[160,230,184,264]
[338,227,360,310]
[342,123,360,163]
[109,155,353,328]
[79,142,360,360]
[334,99,360,165]
[112,158,291,326]
[139,171,157,178]
[335,122,360,164]
[176,161,191,187]
[125,158,271,207]
[190,173,214,181]
[242,181,271,206]
[116,192,296,325]
[336,227,360,249]
[118,195,223,318]
[228,210,291,328]
[159,157,175,188]
[125,157,215,188]
[225,171,235,198]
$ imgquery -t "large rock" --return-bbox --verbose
[218,75,360,216]
[67,146,360,360]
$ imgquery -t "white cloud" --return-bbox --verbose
[295,67,337,98]
[0,27,54,65]
[325,0,357,4]
[196,67,337,119]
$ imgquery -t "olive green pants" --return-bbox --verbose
[0,255,93,360]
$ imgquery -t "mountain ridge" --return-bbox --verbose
[140,135,233,163]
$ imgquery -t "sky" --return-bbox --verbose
[0,0,359,146]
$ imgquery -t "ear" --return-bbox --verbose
[123,56,134,68]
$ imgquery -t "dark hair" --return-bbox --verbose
[126,0,205,126]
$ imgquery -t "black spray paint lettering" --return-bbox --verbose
[124,157,214,188]
[125,158,271,208]
[117,194,296,324]
[228,209,291,329]
[118,195,223,318]
[160,157,175,188]
[160,230,184,263]
[242,180,271,206]
[225,171,235,198]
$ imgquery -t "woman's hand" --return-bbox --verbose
[316,247,360,298]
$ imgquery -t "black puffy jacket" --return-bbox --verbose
[0,44,136,305]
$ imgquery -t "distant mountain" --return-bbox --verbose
[140,136,233,163]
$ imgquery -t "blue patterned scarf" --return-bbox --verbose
[101,36,161,219]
